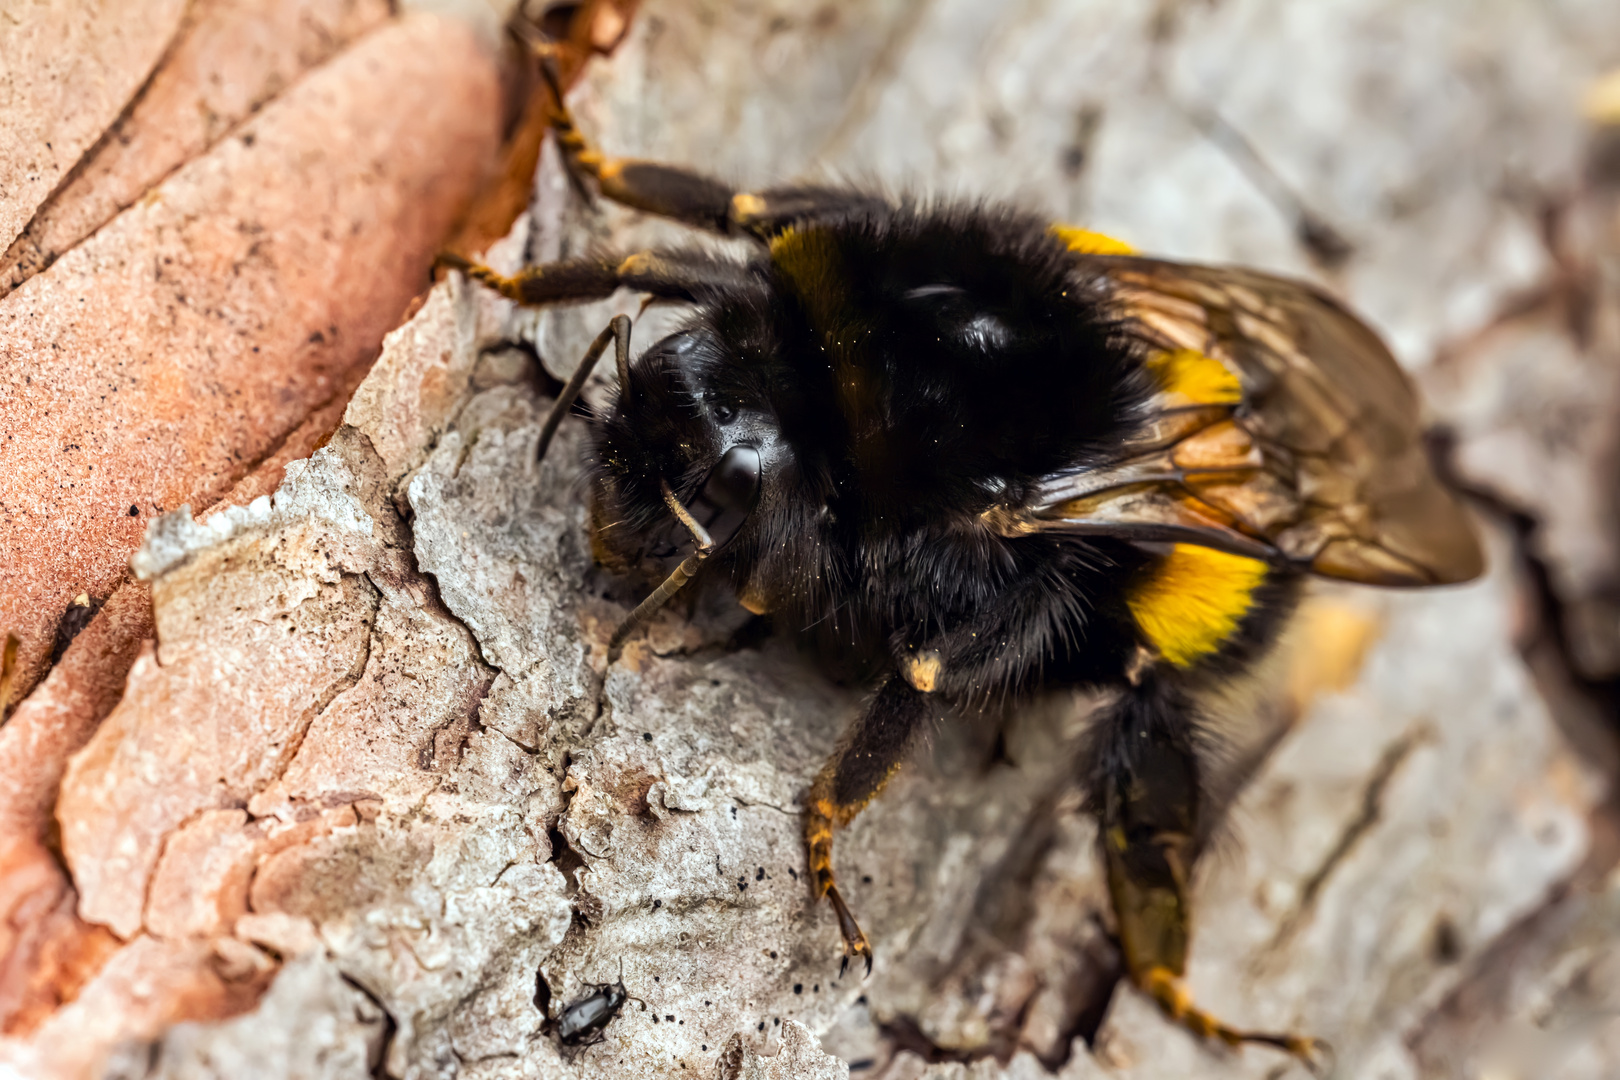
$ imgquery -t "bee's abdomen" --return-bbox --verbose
[1125,544,1275,669]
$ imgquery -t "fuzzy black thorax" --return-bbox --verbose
[588,201,1152,650]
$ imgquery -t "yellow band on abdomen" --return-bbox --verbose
[1049,224,1136,255]
[1128,544,1268,667]
[1144,348,1243,406]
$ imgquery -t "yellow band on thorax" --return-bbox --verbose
[1128,544,1268,667]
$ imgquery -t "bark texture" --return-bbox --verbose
[3,3,1619,1080]
[0,0,504,703]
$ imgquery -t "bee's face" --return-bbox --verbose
[588,323,798,563]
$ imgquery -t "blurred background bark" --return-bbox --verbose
[1,2,1618,1079]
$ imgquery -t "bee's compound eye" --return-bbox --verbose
[702,445,761,512]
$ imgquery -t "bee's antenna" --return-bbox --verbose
[607,482,713,656]
[616,320,633,405]
[537,315,631,464]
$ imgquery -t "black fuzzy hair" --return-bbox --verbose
[587,194,1153,683]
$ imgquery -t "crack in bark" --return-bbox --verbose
[1260,729,1424,959]
[1433,450,1620,742]
[1401,441,1620,1071]
[0,6,397,301]
[133,574,380,939]
[0,5,192,301]
[339,971,399,1080]
[421,657,499,772]
[876,1010,1034,1070]
[731,798,799,817]
[806,0,939,171]
[1179,104,1355,270]
[262,574,380,793]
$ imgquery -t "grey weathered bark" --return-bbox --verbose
[6,2,1620,1079]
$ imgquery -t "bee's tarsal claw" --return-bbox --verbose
[824,883,873,978]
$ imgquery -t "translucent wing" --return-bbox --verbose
[995,254,1483,587]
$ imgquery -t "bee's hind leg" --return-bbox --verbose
[527,49,889,241]
[1092,680,1329,1071]
[805,677,935,976]
[529,47,743,234]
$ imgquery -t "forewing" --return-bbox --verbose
[1014,255,1483,587]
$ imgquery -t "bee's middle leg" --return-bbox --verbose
[805,676,934,976]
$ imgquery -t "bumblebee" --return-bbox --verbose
[440,55,1483,1067]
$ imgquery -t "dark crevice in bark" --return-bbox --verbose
[877,977,1046,1069]
[1034,922,1125,1071]
[535,965,555,1030]
[49,593,104,664]
[548,761,586,900]
[463,666,499,736]
[481,338,565,400]
[340,973,398,1080]
[549,825,587,898]
[1401,436,1620,1073]
[878,1014,998,1067]
[420,659,499,771]
[1431,431,1620,755]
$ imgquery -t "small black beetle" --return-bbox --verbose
[554,966,637,1047]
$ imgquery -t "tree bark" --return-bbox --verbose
[3,3,1619,1079]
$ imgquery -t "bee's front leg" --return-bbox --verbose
[804,677,934,976]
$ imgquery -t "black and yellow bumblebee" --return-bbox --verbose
[440,50,1483,1067]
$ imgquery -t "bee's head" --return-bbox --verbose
[587,321,800,567]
